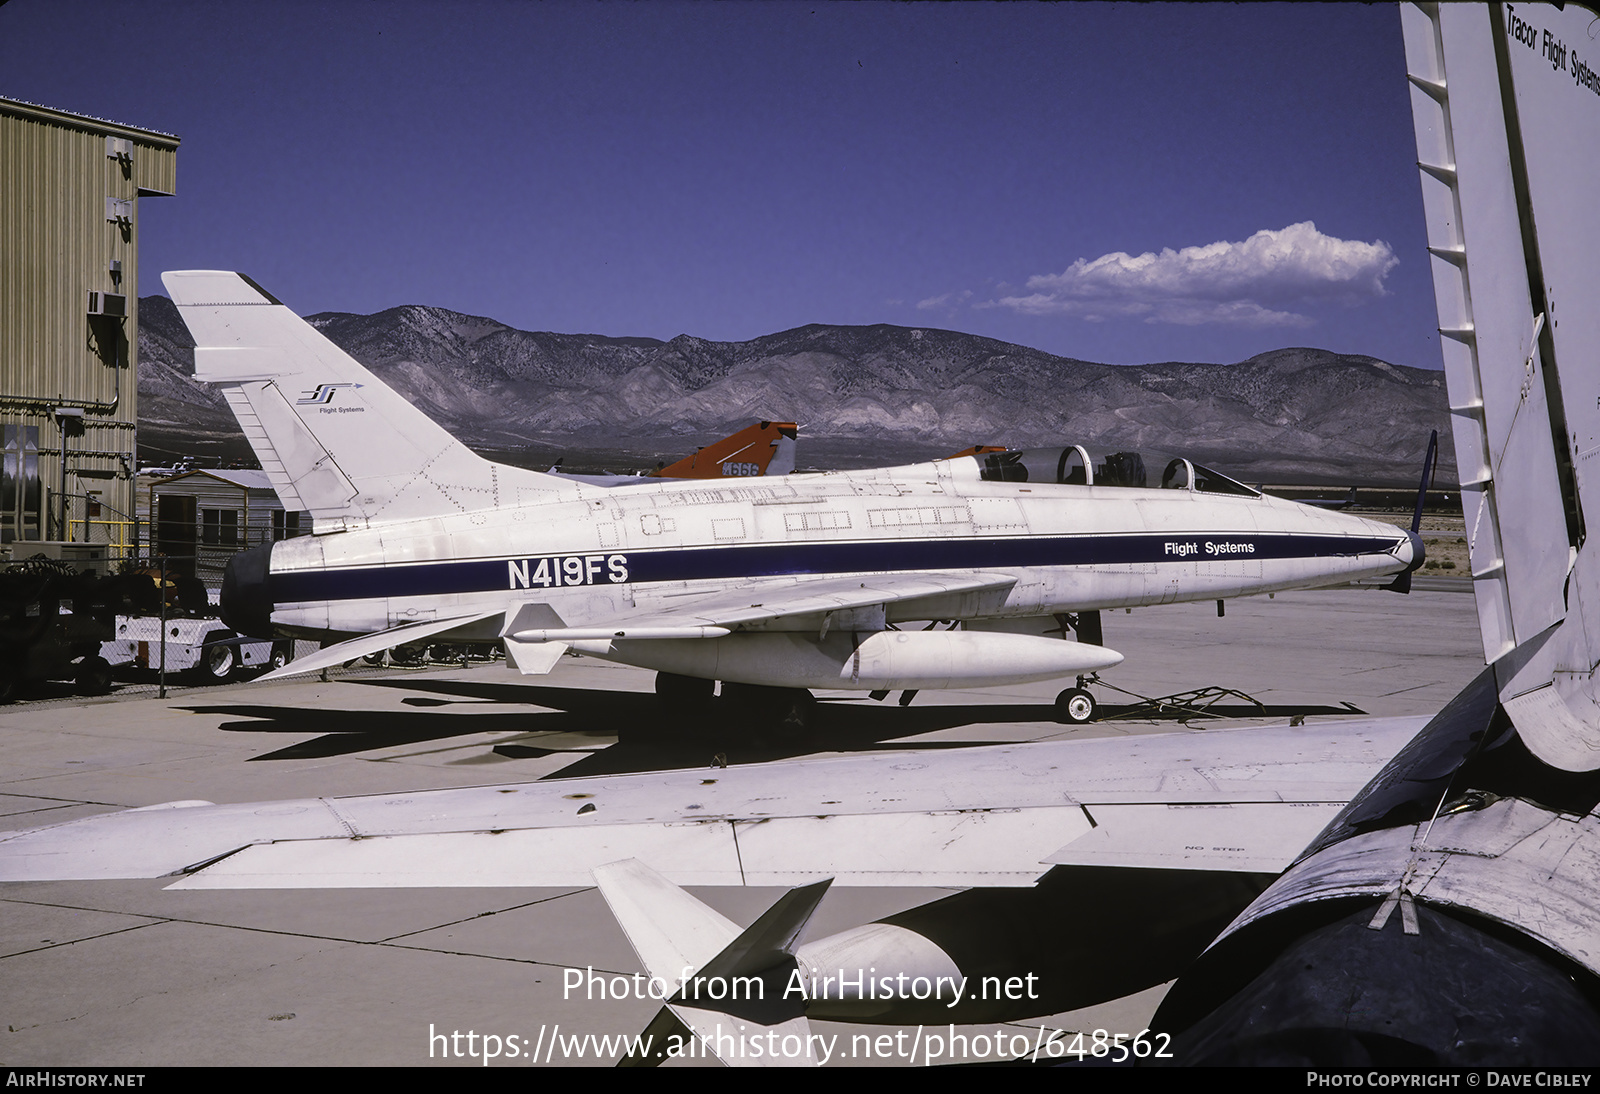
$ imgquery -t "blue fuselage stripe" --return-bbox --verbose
[267,533,1402,605]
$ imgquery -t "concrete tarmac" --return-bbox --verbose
[0,587,1484,1067]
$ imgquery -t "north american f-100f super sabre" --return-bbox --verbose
[167,269,1421,728]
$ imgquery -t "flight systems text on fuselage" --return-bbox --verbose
[1163,540,1257,558]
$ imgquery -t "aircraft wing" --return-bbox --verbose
[269,571,1021,681]
[507,570,1020,642]
[0,716,1425,888]
[258,608,507,681]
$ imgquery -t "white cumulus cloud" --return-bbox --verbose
[916,290,973,311]
[987,222,1397,328]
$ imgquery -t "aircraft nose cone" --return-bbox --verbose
[1400,528,1425,573]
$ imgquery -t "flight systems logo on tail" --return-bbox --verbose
[297,383,363,405]
[297,383,366,413]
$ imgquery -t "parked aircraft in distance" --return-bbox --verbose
[652,419,797,479]
[1298,485,1359,510]
[548,420,798,488]
[145,267,1422,727]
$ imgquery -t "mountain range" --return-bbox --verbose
[135,295,1453,485]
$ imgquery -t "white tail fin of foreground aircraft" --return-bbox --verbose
[1140,1,1600,1062]
[164,269,1419,724]
[164,270,581,526]
[1398,0,1600,774]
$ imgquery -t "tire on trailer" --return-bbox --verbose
[193,632,239,684]
[75,655,113,696]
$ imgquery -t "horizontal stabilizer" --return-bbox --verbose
[592,858,741,980]
[618,1006,693,1068]
[594,859,823,1067]
[692,876,832,983]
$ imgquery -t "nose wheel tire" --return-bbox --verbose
[1055,687,1097,724]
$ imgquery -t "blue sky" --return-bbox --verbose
[2,1,1441,368]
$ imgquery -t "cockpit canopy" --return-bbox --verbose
[974,446,1259,497]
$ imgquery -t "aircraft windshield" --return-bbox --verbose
[976,446,1259,497]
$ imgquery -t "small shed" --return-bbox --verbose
[150,469,307,584]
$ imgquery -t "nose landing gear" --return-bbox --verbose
[1056,673,1100,724]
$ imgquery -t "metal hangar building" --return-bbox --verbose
[0,96,178,558]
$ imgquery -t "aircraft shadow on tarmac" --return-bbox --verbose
[179,678,1364,777]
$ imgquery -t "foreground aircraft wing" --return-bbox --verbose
[0,717,1424,887]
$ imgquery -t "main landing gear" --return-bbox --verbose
[1055,674,1101,724]
[654,671,714,715]
[651,673,816,744]
[723,682,816,742]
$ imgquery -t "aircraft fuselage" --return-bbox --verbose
[238,456,1416,642]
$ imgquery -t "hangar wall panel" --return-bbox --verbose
[0,98,178,550]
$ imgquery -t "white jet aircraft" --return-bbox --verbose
[165,267,1419,728]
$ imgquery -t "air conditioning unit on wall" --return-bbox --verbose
[87,291,126,317]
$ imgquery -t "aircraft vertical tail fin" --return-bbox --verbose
[1404,2,1600,770]
[161,271,576,532]
[653,420,798,479]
